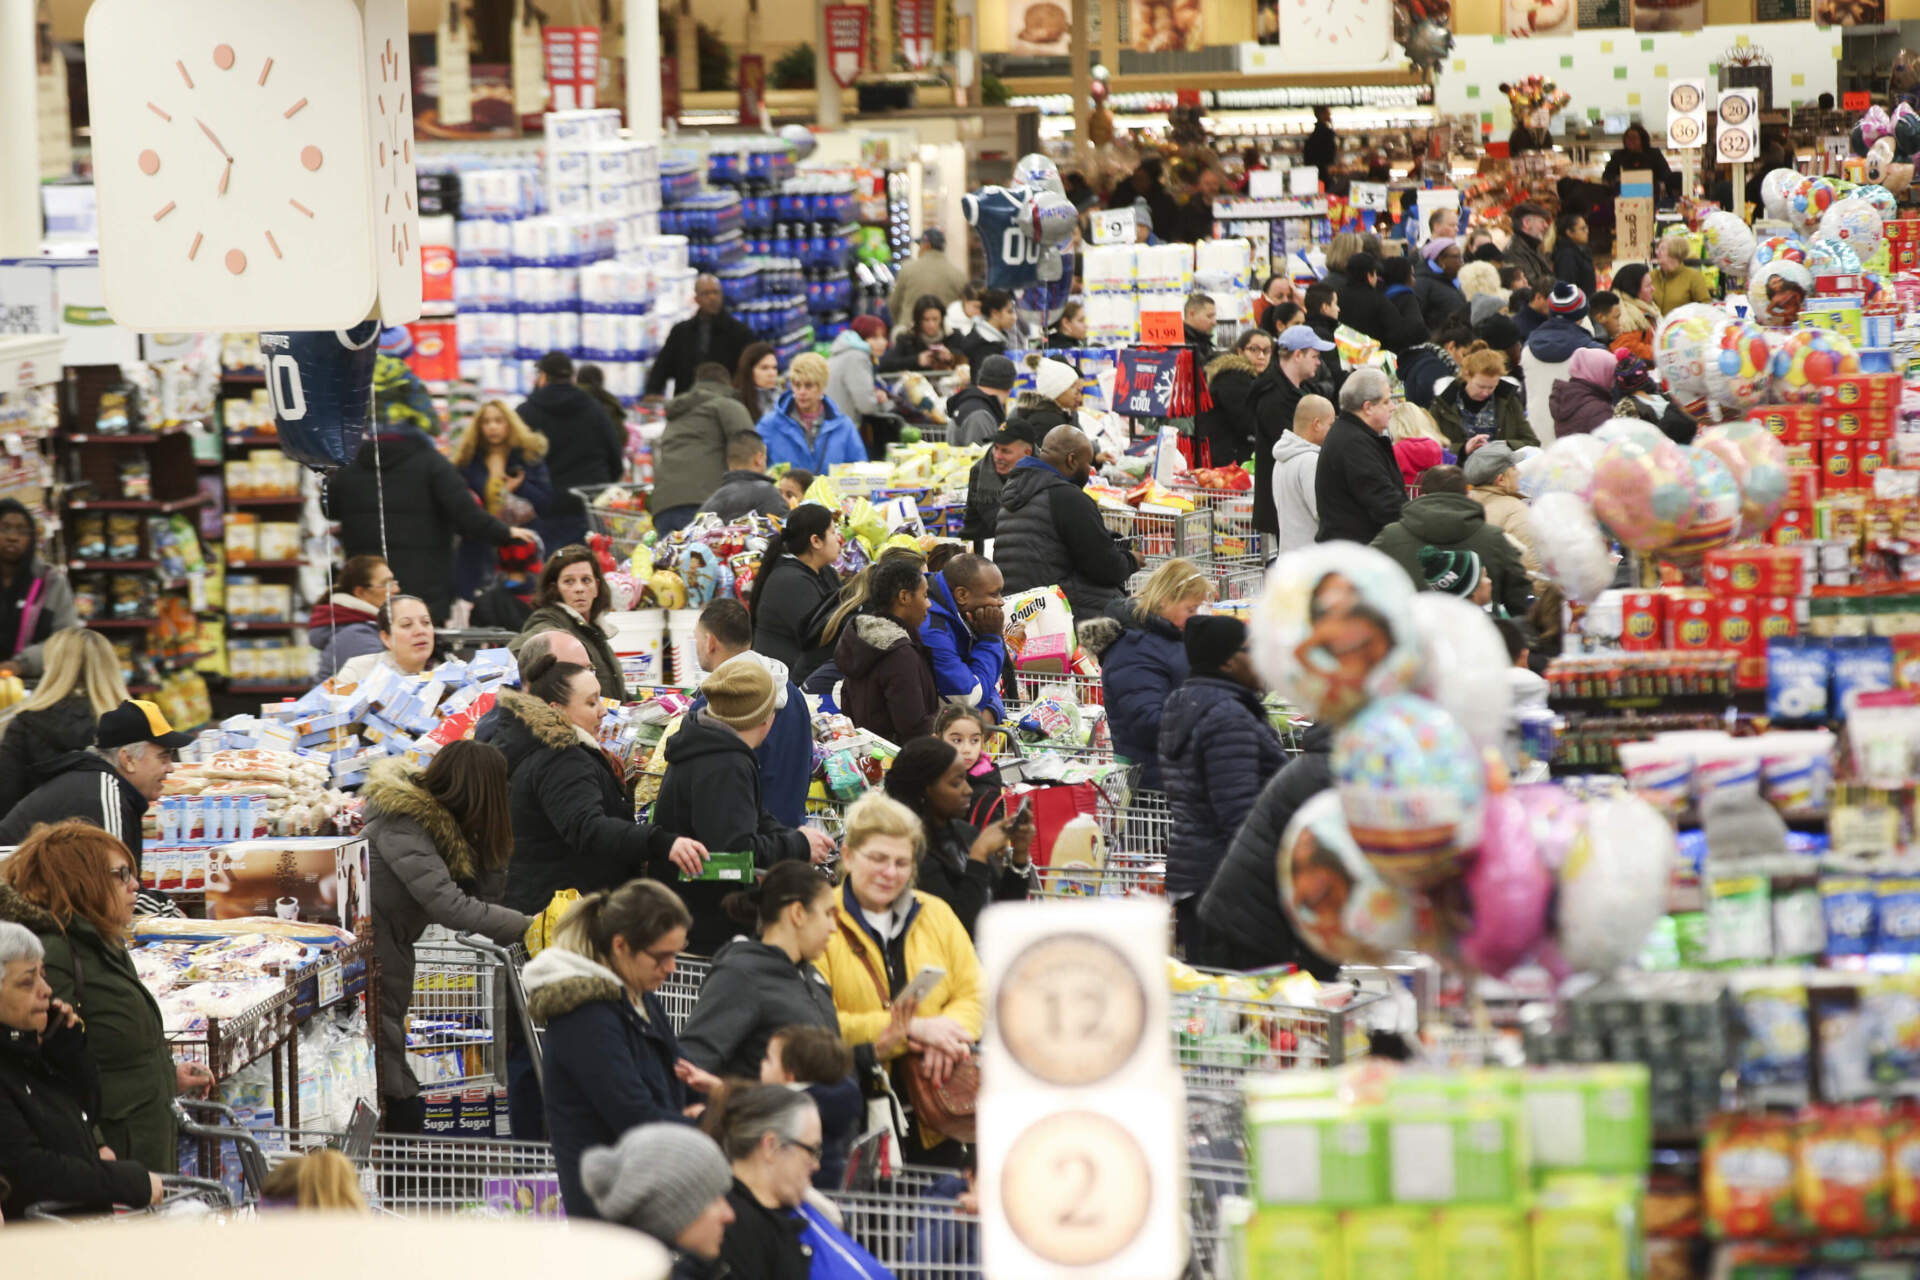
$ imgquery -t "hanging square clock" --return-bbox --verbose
[84,0,421,332]
[1279,0,1394,70]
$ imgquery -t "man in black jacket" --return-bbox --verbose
[1248,325,1337,540]
[644,274,758,399]
[1302,106,1337,174]
[1195,724,1339,977]
[1504,202,1555,293]
[1301,284,1347,391]
[1413,237,1469,330]
[961,419,1036,550]
[518,351,627,550]
[0,700,189,869]
[1334,252,1412,353]
[1314,368,1405,544]
[993,425,1141,620]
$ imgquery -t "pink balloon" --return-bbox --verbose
[1456,792,1555,978]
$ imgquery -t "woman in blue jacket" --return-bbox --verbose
[448,400,555,602]
[521,879,717,1220]
[1093,558,1212,792]
[756,352,866,473]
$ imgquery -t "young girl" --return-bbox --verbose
[760,1024,862,1191]
[936,704,1006,830]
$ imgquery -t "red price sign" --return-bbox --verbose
[825,5,868,88]
[1843,91,1872,113]
[1139,311,1183,345]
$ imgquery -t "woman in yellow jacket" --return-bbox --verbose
[813,790,982,1165]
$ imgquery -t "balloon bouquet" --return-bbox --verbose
[1251,544,1678,985]
[967,154,1079,328]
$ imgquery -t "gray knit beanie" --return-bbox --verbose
[580,1124,733,1242]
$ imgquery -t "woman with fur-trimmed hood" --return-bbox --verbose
[364,742,531,1131]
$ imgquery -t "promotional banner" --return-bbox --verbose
[738,54,765,122]
[1009,0,1070,54]
[898,0,935,67]
[542,26,600,111]
[825,5,868,88]
[1666,78,1707,150]
[1133,0,1201,51]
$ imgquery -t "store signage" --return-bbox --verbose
[739,54,766,122]
[1843,91,1872,112]
[1287,167,1320,197]
[543,26,600,111]
[1616,194,1655,264]
[1666,78,1707,150]
[897,0,934,69]
[825,5,868,88]
[1092,207,1136,245]
[1139,310,1183,345]
[1716,88,1760,165]
[1350,182,1389,213]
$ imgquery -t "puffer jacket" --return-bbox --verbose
[0,695,98,815]
[1521,318,1602,445]
[307,594,384,679]
[993,457,1134,621]
[1099,599,1188,791]
[833,613,939,744]
[1158,677,1286,899]
[1413,263,1468,330]
[510,602,624,701]
[961,451,1012,550]
[1548,375,1619,438]
[825,329,883,423]
[1398,343,1456,410]
[1371,492,1532,620]
[495,690,681,915]
[756,390,866,474]
[524,946,692,1219]
[0,1016,155,1220]
[0,881,176,1174]
[700,469,787,523]
[362,759,530,1100]
[750,555,842,681]
[1194,352,1260,467]
[653,381,760,513]
[1195,724,1340,977]
[919,570,1006,723]
[1428,376,1538,453]
[677,937,842,1079]
[515,380,625,540]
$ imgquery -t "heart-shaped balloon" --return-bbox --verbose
[1455,791,1556,978]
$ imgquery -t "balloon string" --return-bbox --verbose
[370,380,390,567]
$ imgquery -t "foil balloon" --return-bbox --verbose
[1592,417,1667,448]
[1787,176,1840,233]
[1697,419,1791,538]
[1250,543,1422,727]
[1408,594,1512,755]
[1770,327,1861,403]
[1012,152,1065,197]
[1760,168,1801,221]
[1331,693,1488,890]
[1529,433,1609,501]
[1530,492,1615,604]
[1807,236,1863,276]
[1652,303,1724,402]
[1590,430,1699,554]
[778,123,818,161]
[1455,791,1556,978]
[1748,258,1813,328]
[1549,793,1677,974]
[1749,234,1809,271]
[1820,197,1886,262]
[1703,315,1773,412]
[1855,184,1900,223]
[1701,210,1756,277]
[258,322,381,468]
[1866,136,1900,188]
[1860,105,1895,150]
[1276,791,1418,967]
[1897,104,1920,159]
[1663,446,1742,560]
[1026,189,1076,248]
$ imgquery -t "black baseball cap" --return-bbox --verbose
[991,420,1038,447]
[97,699,195,752]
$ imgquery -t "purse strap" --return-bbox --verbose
[838,915,893,1011]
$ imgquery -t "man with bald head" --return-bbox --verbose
[993,422,1142,618]
[645,272,758,399]
[473,629,591,743]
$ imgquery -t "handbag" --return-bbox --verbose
[838,918,979,1144]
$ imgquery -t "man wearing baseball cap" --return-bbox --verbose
[962,417,1036,551]
[1247,325,1338,542]
[887,227,967,325]
[0,699,191,866]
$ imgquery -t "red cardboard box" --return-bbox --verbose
[1754,595,1797,650]
[1669,597,1717,651]
[405,321,458,383]
[420,242,456,303]
[1861,438,1891,485]
[1751,404,1823,445]
[1703,546,1806,598]
[1769,508,1811,545]
[1822,404,1894,441]
[1714,596,1758,653]
[1621,592,1667,650]
[1825,440,1860,492]
[1786,467,1821,508]
[1821,373,1901,411]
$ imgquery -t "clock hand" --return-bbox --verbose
[194,118,232,162]
[218,159,231,196]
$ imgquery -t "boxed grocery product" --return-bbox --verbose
[1825,440,1861,492]
[1249,1099,1387,1207]
[676,849,755,882]
[1340,1207,1435,1280]
[1431,1205,1529,1280]
[1703,546,1806,598]
[486,1173,565,1219]
[1385,1099,1525,1204]
[1668,597,1717,651]
[1518,1065,1650,1176]
[1620,593,1666,651]
[1769,508,1812,545]
[1750,404,1822,445]
[1237,1208,1343,1280]
[1530,1181,1639,1278]
[204,836,369,934]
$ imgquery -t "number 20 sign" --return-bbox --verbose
[977,901,1185,1278]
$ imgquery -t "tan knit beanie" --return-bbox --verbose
[701,659,777,729]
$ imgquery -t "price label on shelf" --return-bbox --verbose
[1350,182,1388,213]
[1092,207,1136,246]
[1138,310,1183,345]
[317,960,343,1009]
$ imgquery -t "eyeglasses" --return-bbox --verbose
[642,944,680,966]
[109,866,137,886]
[782,1137,823,1162]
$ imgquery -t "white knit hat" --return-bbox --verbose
[1034,358,1080,404]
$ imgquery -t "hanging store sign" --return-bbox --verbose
[825,5,868,88]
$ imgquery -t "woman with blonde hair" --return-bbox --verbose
[1092,557,1213,790]
[260,1150,368,1210]
[813,791,981,1164]
[1387,401,1455,493]
[1322,231,1366,290]
[0,627,129,813]
[1456,259,1503,313]
[756,351,865,473]
[450,400,554,603]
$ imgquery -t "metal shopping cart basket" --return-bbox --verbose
[1103,505,1215,566]
[22,1175,238,1223]
[571,482,652,560]
[1171,968,1382,1093]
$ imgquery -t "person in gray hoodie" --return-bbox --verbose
[1272,394,1333,554]
[825,316,889,428]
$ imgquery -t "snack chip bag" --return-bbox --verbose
[1795,1104,1889,1236]
[1888,1110,1920,1228]
[1704,1112,1804,1238]
[802,475,847,510]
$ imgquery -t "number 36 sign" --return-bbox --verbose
[258,321,381,469]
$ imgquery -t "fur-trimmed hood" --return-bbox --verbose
[361,757,480,883]
[1205,352,1259,382]
[0,878,62,935]
[835,613,919,681]
[522,946,625,1024]
[493,687,581,759]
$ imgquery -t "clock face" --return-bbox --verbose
[1280,0,1392,66]
[86,0,376,332]
[364,0,422,323]
[996,934,1147,1086]
[1000,1112,1154,1267]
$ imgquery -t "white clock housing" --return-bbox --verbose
[1279,0,1395,70]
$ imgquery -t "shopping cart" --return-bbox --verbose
[408,935,518,1087]
[1171,970,1382,1092]
[1009,667,1105,707]
[1102,505,1215,565]
[570,482,652,560]
[652,952,712,1033]
[21,1176,238,1223]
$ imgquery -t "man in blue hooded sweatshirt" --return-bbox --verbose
[920,553,1010,726]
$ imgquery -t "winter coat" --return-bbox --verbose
[307,594,385,678]
[1313,413,1406,545]
[361,759,530,1100]
[1399,344,1456,410]
[678,937,842,1079]
[1504,231,1554,293]
[1304,312,1347,394]
[1383,284,1429,352]
[0,1017,154,1220]
[0,751,148,868]
[0,695,98,816]
[1006,399,1071,443]
[1195,353,1260,467]
[961,451,1012,550]
[887,251,968,327]
[0,560,75,682]
[757,391,866,474]
[1159,677,1286,899]
[653,382,760,513]
[1652,264,1712,315]
[701,469,788,523]
[1470,485,1539,574]
[1270,425,1322,555]
[1372,493,1532,620]
[644,308,760,399]
[495,690,680,915]
[1196,723,1341,977]
[523,947,692,1219]
[950,319,1012,382]
[914,815,1031,939]
[879,328,940,374]
[1428,376,1538,452]
[813,880,983,1149]
[945,386,1003,448]
[1248,370,1314,537]
[1548,375,1619,438]
[834,613,939,744]
[826,330,884,424]
[651,710,810,954]
[722,1180,813,1280]
[0,881,175,1174]
[454,446,556,601]
[1100,599,1188,791]
[1521,318,1601,445]
[1413,264,1469,331]
[686,657,811,829]
[511,602,625,701]
[1553,240,1598,300]
[751,556,841,682]
[324,427,517,624]
[1623,391,1699,446]
[919,570,1006,724]
[1336,279,1408,352]
[516,381,627,541]
[993,457,1135,621]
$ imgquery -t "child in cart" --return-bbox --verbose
[936,704,1006,831]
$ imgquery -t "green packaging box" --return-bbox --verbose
[1249,1100,1388,1208]
[1521,1065,1651,1177]
[677,849,756,882]
[1433,1205,1531,1280]
[1340,1207,1436,1280]
[1237,1207,1345,1280]
[1387,1100,1527,1205]
[1530,1181,1639,1280]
